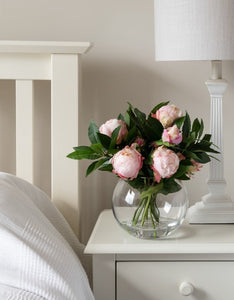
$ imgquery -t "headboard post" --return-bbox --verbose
[51,53,81,236]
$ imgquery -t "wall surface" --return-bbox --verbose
[0,0,234,243]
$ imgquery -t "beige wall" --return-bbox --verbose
[0,0,234,242]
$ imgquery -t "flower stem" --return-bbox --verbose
[149,205,156,229]
[132,198,145,226]
[132,198,143,222]
[141,196,150,226]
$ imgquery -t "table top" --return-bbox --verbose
[84,209,234,254]
[0,41,92,54]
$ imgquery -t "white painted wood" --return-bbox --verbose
[117,261,234,300]
[93,255,116,300]
[0,54,51,80]
[0,41,91,238]
[0,40,92,54]
[51,54,80,236]
[85,210,234,300]
[179,282,194,296]
[189,64,234,223]
[85,210,234,254]
[16,80,34,183]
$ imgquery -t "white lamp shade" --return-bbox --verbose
[154,0,234,61]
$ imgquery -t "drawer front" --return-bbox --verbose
[117,261,234,300]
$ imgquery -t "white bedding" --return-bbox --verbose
[0,172,94,300]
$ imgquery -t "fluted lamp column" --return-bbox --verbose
[154,0,234,223]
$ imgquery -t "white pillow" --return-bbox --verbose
[0,172,94,300]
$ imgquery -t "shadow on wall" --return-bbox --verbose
[78,59,164,243]
[0,80,15,175]
[78,59,210,243]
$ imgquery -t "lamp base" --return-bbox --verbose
[188,199,234,223]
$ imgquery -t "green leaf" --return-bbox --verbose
[124,111,131,127]
[134,108,147,136]
[192,118,200,136]
[107,149,119,155]
[184,151,201,161]
[189,140,220,154]
[182,112,191,137]
[109,126,121,149]
[88,120,100,144]
[117,113,124,121]
[180,159,193,166]
[193,152,211,164]
[209,154,220,161]
[67,146,102,160]
[183,131,196,145]
[174,116,185,129]
[159,179,182,195]
[150,101,170,115]
[201,134,212,142]
[86,158,110,177]
[90,143,104,154]
[126,126,137,144]
[145,115,164,141]
[127,178,145,190]
[99,164,113,172]
[155,140,174,147]
[97,133,111,149]
[198,119,204,139]
[126,103,139,129]
[134,108,146,122]
[173,165,189,178]
[193,148,219,154]
[177,174,190,180]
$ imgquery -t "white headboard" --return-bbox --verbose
[0,41,92,236]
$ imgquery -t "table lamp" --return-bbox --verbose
[154,0,234,223]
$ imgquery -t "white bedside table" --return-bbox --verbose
[85,210,234,300]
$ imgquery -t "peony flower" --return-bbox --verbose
[187,159,203,177]
[162,124,182,145]
[99,119,128,144]
[151,104,183,128]
[112,145,143,180]
[151,146,180,183]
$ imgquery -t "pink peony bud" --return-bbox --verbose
[135,136,145,147]
[99,119,128,144]
[177,152,186,161]
[151,146,180,183]
[162,125,182,145]
[187,159,203,177]
[151,104,183,128]
[112,145,143,180]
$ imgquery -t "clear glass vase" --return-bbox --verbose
[112,179,188,239]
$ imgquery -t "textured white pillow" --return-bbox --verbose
[0,172,94,300]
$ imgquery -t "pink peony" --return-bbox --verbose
[187,159,203,177]
[152,104,183,128]
[99,119,128,144]
[112,145,143,180]
[151,146,180,183]
[162,125,182,145]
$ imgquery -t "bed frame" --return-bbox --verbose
[0,41,91,236]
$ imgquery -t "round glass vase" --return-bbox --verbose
[112,179,188,239]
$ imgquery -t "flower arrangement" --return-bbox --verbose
[68,102,218,228]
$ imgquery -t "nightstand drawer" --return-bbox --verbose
[117,261,234,300]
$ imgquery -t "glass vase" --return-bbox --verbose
[112,179,188,239]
